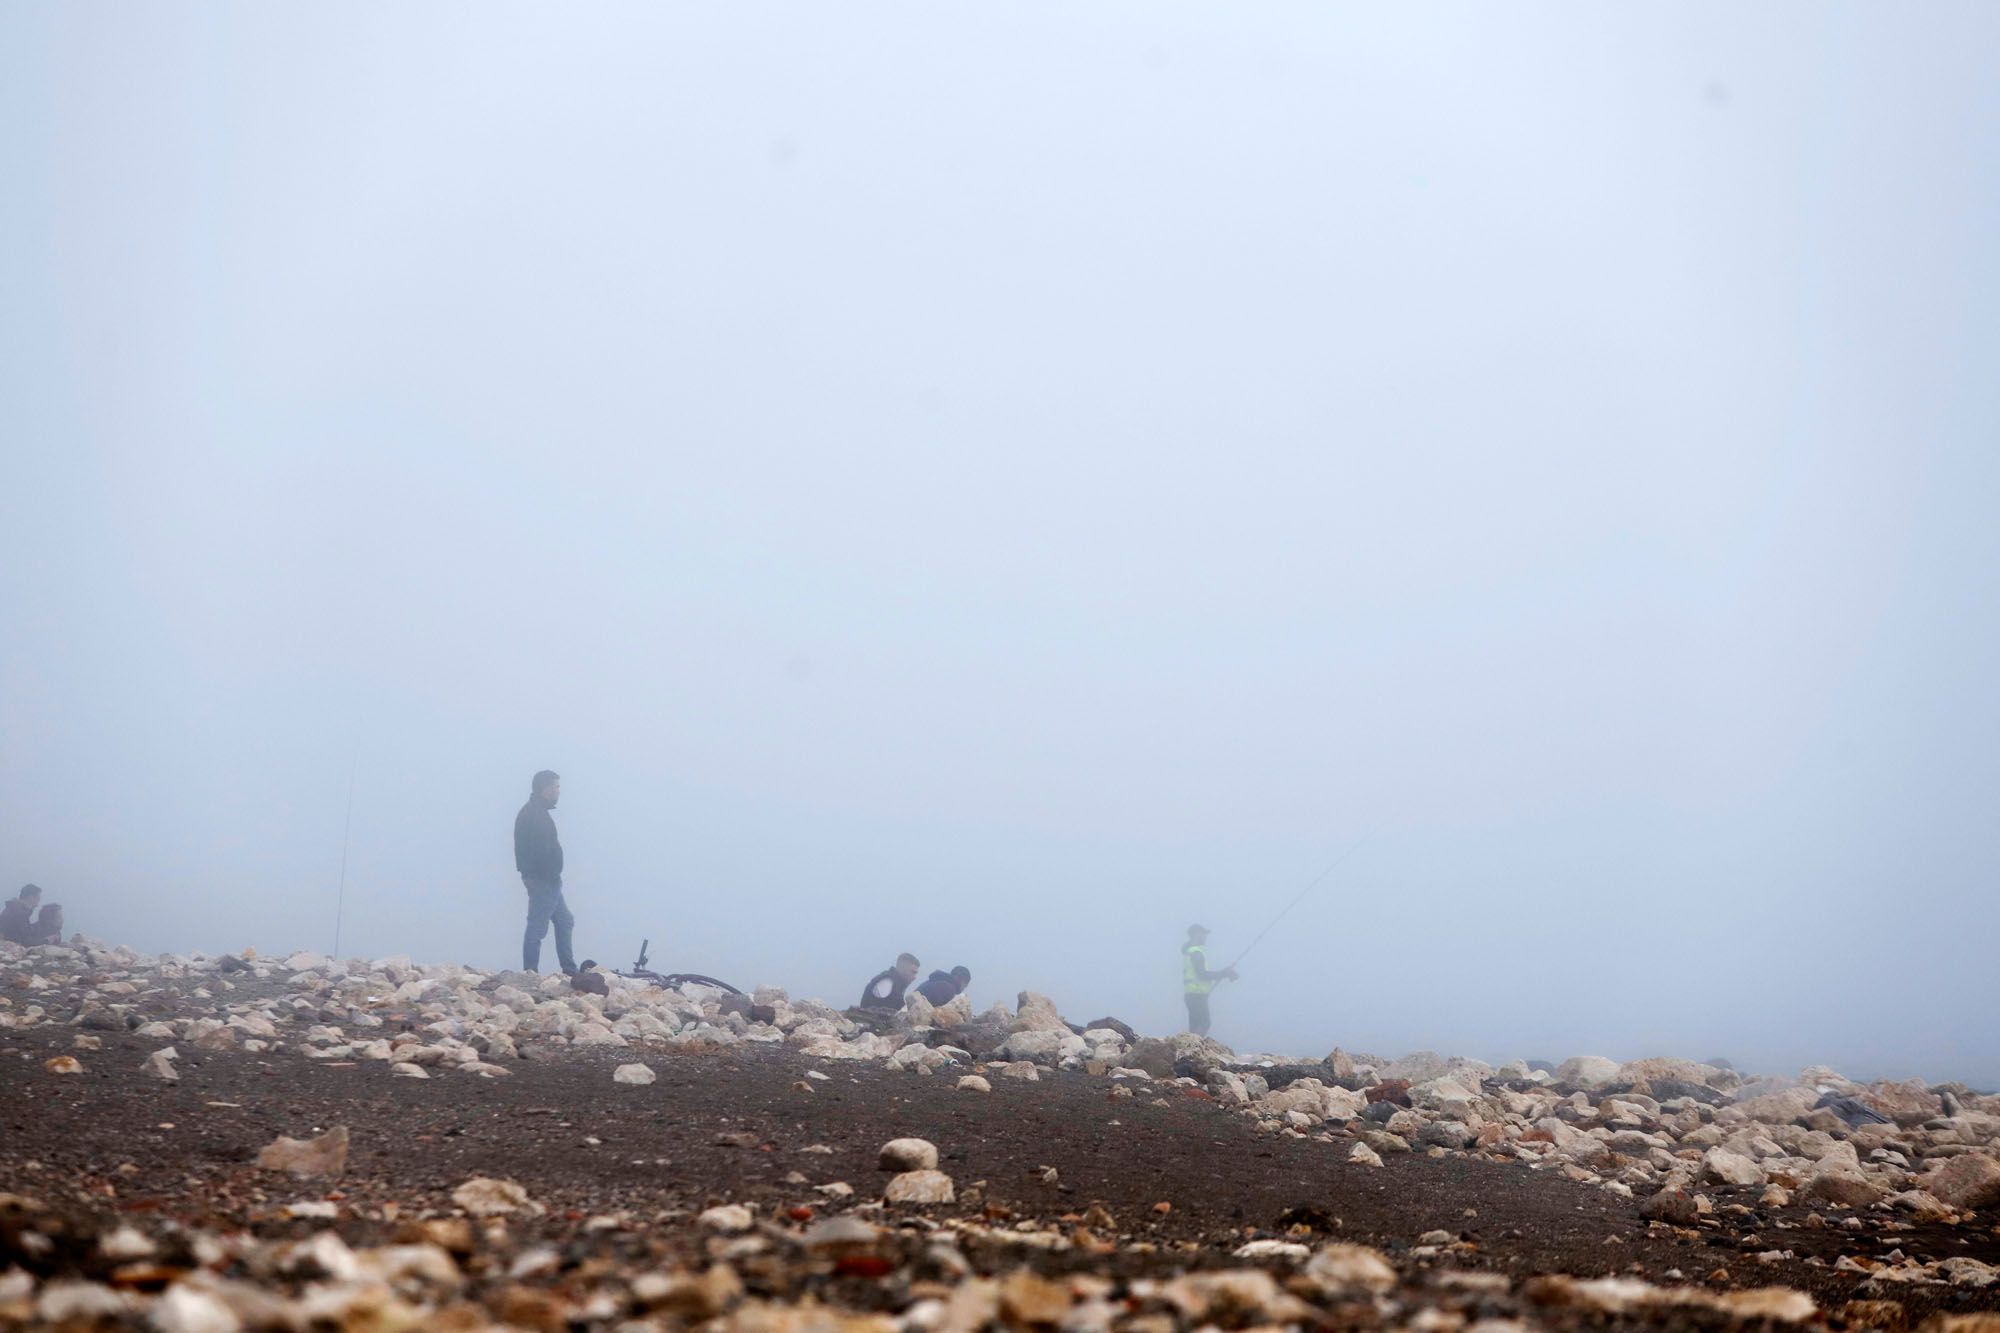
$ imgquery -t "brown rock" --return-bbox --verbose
[1889,1189,1953,1223]
[884,1170,954,1204]
[877,1138,939,1172]
[451,1176,541,1217]
[1803,1168,1884,1209]
[1356,1129,1410,1155]
[631,1265,742,1319]
[1365,1079,1412,1107]
[1303,1243,1398,1295]
[1838,1299,1905,1331]
[491,1284,570,1333]
[1638,1187,1698,1224]
[256,1126,349,1178]
[1126,1038,1177,1079]
[1924,1153,2000,1210]
[411,1218,475,1254]
[999,1271,1073,1326]
[1715,1288,1816,1322]
[1859,1078,1943,1128]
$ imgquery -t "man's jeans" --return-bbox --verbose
[522,877,576,973]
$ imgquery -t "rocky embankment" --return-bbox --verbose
[2,937,1997,1331]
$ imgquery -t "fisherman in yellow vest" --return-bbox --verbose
[1181,924,1238,1037]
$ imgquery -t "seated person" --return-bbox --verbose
[30,903,63,945]
[856,952,920,1010]
[915,964,970,1007]
[0,884,41,945]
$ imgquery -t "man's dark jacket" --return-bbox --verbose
[0,899,31,945]
[857,968,910,1011]
[514,796,563,885]
[915,970,964,1006]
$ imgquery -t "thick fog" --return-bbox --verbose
[4,5,1997,1084]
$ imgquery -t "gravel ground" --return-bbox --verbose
[4,1013,1999,1330]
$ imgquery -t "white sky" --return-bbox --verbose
[3,4,1997,1083]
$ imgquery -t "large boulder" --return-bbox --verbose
[1168,1032,1234,1080]
[941,1015,1013,1059]
[884,1170,954,1205]
[256,1126,349,1178]
[1648,1078,1725,1105]
[1415,1121,1477,1150]
[886,1043,957,1073]
[1533,1117,1608,1163]
[1081,1028,1130,1062]
[1010,992,1067,1033]
[1732,1087,1818,1124]
[1729,1076,1800,1103]
[1257,1084,1330,1120]
[893,993,936,1031]
[1617,1057,1725,1089]
[1127,1037,1178,1079]
[1082,1017,1139,1044]
[1924,1154,2000,1210]
[995,1029,1082,1064]
[1255,1080,1368,1122]
[1858,1078,1944,1128]
[1639,1186,1699,1224]
[1554,1056,1622,1089]
[878,1138,938,1172]
[1382,1051,1447,1082]
[1252,1062,1342,1091]
[1365,1079,1413,1107]
[1802,1166,1885,1209]
[1304,1244,1397,1295]
[1700,1147,1765,1188]
[1409,1075,1484,1111]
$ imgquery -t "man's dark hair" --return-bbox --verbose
[17,884,41,902]
[897,952,919,968]
[950,966,970,984]
[532,769,560,793]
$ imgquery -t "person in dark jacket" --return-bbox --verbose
[857,952,920,1010]
[29,903,63,945]
[915,965,970,1007]
[514,770,576,974]
[0,884,41,945]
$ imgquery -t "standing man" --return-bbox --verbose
[1181,924,1237,1037]
[514,770,576,975]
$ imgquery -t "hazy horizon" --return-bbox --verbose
[4,4,1997,1087]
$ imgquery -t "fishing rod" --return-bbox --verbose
[1221,823,1384,974]
[332,743,357,960]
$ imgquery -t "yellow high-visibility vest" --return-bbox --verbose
[1182,943,1216,995]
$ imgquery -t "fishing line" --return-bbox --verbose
[1223,821,1385,973]
[332,743,357,959]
